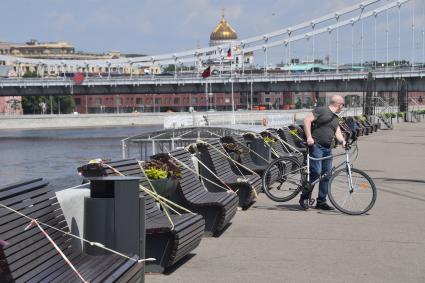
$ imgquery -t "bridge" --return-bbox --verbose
[0,68,424,96]
[0,0,424,97]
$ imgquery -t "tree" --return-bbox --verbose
[22,70,37,78]
[295,98,302,109]
[162,64,176,73]
[21,95,75,114]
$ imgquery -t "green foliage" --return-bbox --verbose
[162,64,176,73]
[22,71,37,77]
[263,136,276,144]
[144,167,168,180]
[397,112,405,118]
[295,98,302,109]
[21,95,75,114]
[383,112,397,119]
[142,156,182,180]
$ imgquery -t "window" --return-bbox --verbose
[136,98,142,104]
[265,98,271,103]
[95,98,102,106]
[192,97,198,104]
[174,97,179,104]
[74,98,81,105]
[155,98,161,104]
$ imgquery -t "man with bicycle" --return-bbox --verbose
[299,95,346,210]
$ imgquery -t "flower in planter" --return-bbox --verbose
[142,160,168,180]
[143,155,182,197]
[146,154,182,179]
[222,142,247,155]
[260,132,276,144]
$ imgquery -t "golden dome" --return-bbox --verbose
[210,16,237,41]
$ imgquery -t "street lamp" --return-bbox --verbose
[230,78,235,124]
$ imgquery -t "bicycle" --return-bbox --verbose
[262,140,377,215]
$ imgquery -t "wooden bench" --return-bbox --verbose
[222,135,269,175]
[362,117,379,132]
[338,119,356,141]
[195,139,262,209]
[78,160,205,273]
[0,178,143,283]
[354,116,378,133]
[353,116,373,135]
[165,149,239,236]
[261,130,304,165]
[229,135,281,186]
[276,127,307,154]
[344,117,365,136]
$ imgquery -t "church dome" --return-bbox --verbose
[210,16,238,42]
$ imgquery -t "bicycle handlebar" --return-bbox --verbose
[299,139,356,150]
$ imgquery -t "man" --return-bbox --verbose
[299,95,346,210]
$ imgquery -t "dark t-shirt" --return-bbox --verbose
[311,106,339,148]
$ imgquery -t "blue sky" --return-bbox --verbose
[1,0,424,64]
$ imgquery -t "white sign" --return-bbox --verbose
[164,114,210,129]
[263,113,294,127]
[164,115,194,129]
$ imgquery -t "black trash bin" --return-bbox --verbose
[83,176,145,262]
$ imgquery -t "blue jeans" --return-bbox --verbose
[302,144,333,203]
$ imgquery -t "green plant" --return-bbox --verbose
[144,154,182,179]
[397,112,405,118]
[263,136,276,144]
[384,113,396,119]
[289,129,298,136]
[144,167,168,180]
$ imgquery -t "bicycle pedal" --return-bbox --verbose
[309,199,315,206]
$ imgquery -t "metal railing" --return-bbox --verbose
[0,68,424,88]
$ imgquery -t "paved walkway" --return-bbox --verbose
[147,121,425,283]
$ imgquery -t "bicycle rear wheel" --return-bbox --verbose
[328,167,377,215]
[262,156,304,202]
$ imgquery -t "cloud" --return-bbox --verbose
[47,11,85,32]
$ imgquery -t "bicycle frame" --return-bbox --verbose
[303,145,355,193]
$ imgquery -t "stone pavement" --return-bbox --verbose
[147,121,425,283]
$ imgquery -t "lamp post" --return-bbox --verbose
[230,78,235,124]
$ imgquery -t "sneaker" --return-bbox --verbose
[299,198,309,210]
[315,202,335,211]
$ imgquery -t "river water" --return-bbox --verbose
[0,125,160,189]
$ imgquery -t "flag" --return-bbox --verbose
[227,47,232,59]
[73,72,85,85]
[201,66,211,78]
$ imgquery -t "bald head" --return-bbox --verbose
[330,95,344,106]
[329,94,344,113]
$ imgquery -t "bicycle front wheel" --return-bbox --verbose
[262,156,304,202]
[328,167,377,215]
